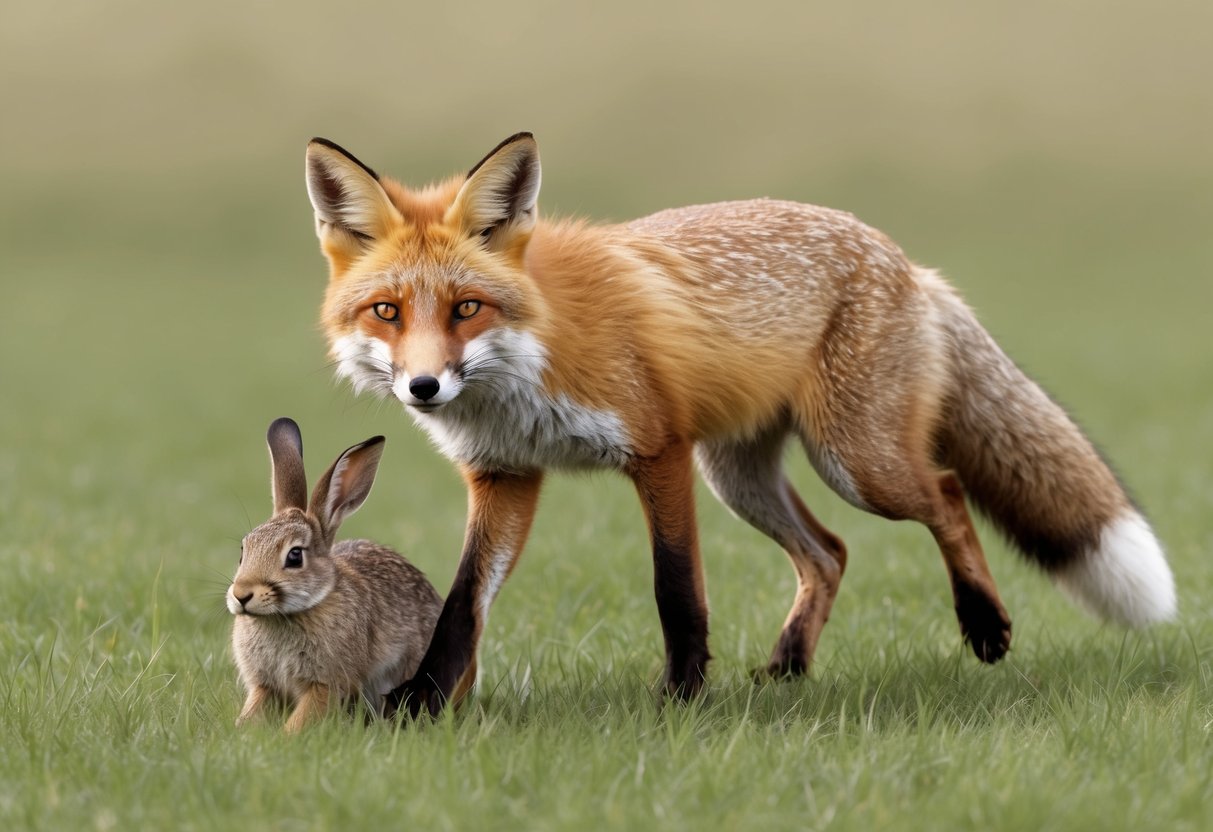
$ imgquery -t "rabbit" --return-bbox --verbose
[227,417,443,732]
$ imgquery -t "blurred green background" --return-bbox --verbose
[1,2,1212,827]
[3,0,1209,576]
[4,0,1213,669]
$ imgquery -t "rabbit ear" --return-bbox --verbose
[309,435,386,539]
[267,418,308,514]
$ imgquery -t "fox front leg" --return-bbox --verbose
[630,440,711,699]
[387,469,543,718]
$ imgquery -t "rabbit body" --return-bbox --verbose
[232,537,442,711]
[228,419,443,732]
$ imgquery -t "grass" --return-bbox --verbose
[3,2,1213,829]
[2,176,1211,832]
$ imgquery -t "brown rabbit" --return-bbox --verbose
[227,417,442,732]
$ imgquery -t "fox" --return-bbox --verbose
[303,131,1176,717]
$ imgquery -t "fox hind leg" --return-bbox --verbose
[929,471,1012,662]
[803,420,1012,664]
[695,427,847,678]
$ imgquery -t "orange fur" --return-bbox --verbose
[305,134,1173,713]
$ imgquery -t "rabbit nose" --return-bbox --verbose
[235,591,254,609]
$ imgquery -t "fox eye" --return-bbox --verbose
[284,547,304,569]
[454,300,481,320]
[372,302,399,322]
[478,227,493,239]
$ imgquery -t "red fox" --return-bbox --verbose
[304,132,1176,716]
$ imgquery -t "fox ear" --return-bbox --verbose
[305,139,402,261]
[267,418,308,515]
[450,132,540,252]
[308,436,385,540]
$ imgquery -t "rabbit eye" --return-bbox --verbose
[284,547,304,569]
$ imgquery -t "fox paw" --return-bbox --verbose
[955,583,1012,663]
[661,649,711,701]
[384,679,445,720]
[751,655,809,683]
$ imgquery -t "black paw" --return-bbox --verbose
[384,678,446,720]
[752,653,809,683]
[662,649,710,701]
[755,623,813,681]
[954,583,1012,663]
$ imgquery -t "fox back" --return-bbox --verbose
[309,136,933,472]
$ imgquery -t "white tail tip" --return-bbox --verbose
[1056,512,1177,627]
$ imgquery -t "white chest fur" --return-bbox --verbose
[411,330,634,472]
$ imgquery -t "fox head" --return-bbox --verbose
[305,133,547,413]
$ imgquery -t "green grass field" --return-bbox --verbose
[2,2,1212,830]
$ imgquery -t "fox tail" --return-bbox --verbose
[927,273,1176,626]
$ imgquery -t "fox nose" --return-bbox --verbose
[409,375,440,401]
[235,591,254,609]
